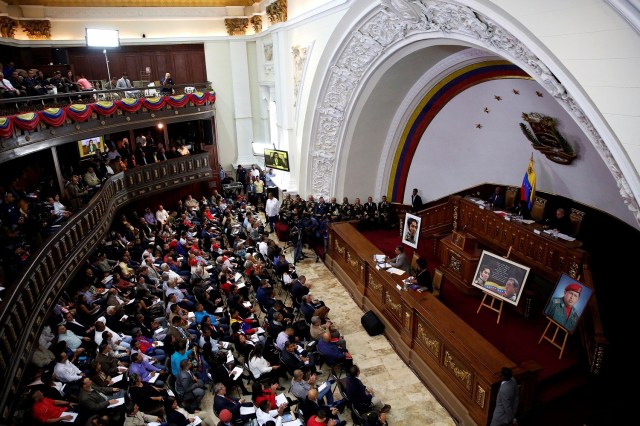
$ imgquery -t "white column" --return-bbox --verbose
[229,40,256,166]
[272,29,299,194]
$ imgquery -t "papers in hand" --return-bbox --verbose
[374,254,386,262]
[189,416,203,426]
[111,374,124,383]
[101,275,113,285]
[376,263,391,270]
[275,393,288,407]
[108,397,125,408]
[235,282,246,289]
[234,272,242,282]
[243,301,252,308]
[226,350,235,363]
[62,412,79,423]
[318,381,328,393]
[240,406,256,415]
[282,419,302,426]
[147,373,159,384]
[220,341,230,349]
[230,366,243,380]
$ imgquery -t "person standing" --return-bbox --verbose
[265,192,279,234]
[410,188,423,212]
[160,72,174,95]
[490,367,519,426]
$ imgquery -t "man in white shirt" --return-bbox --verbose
[265,192,280,234]
[155,205,169,227]
[0,72,21,97]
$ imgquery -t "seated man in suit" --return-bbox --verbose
[387,245,410,273]
[344,365,389,415]
[213,383,247,421]
[281,340,318,376]
[317,332,351,369]
[486,186,505,208]
[175,359,206,414]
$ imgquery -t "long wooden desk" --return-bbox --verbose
[455,196,586,283]
[327,223,539,426]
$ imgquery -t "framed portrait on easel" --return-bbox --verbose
[543,274,593,334]
[471,250,530,306]
[402,213,420,249]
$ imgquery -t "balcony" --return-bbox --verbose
[0,83,216,164]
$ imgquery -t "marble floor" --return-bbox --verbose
[190,231,456,426]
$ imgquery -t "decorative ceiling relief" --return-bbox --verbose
[224,18,248,36]
[520,112,577,164]
[251,15,263,33]
[20,20,51,40]
[0,17,18,39]
[266,0,287,24]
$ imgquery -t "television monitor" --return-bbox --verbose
[471,250,530,306]
[77,136,105,158]
[85,28,120,47]
[264,148,290,172]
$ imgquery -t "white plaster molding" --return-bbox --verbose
[309,0,640,225]
[606,0,640,33]
[44,7,229,20]
[294,41,315,134]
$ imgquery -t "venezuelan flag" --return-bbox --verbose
[521,156,536,209]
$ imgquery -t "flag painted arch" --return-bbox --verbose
[389,61,531,203]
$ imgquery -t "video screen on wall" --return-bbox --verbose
[264,148,290,172]
[78,136,105,158]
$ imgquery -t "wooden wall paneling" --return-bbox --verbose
[188,52,207,83]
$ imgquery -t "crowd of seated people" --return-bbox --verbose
[21,190,392,425]
[0,61,96,100]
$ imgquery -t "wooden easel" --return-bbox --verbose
[475,246,513,324]
[477,293,504,323]
[538,318,569,359]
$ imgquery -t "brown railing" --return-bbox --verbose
[0,153,212,416]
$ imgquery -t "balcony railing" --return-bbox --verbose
[0,153,212,415]
[0,83,216,164]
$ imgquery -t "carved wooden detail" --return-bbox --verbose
[416,322,441,358]
[0,17,18,39]
[368,271,382,294]
[20,20,51,40]
[250,15,263,33]
[224,18,249,36]
[476,385,486,408]
[444,350,472,391]
[266,0,287,24]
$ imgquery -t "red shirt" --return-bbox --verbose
[255,389,277,410]
[32,398,67,422]
[307,416,327,426]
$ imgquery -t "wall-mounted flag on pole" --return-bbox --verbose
[521,154,536,209]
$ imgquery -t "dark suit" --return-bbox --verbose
[411,194,423,212]
[345,375,374,414]
[490,377,519,426]
[214,394,242,418]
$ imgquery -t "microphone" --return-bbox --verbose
[461,224,468,232]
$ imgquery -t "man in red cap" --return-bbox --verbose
[544,282,583,331]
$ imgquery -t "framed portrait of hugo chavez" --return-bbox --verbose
[471,250,531,306]
[543,274,593,334]
[402,212,420,249]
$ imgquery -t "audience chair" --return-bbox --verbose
[530,196,548,222]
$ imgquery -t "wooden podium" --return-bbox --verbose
[452,230,477,253]
[440,231,481,295]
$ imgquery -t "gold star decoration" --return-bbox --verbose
[494,95,502,101]
[536,91,544,97]
[484,107,490,113]
[476,123,483,129]
[512,89,520,95]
